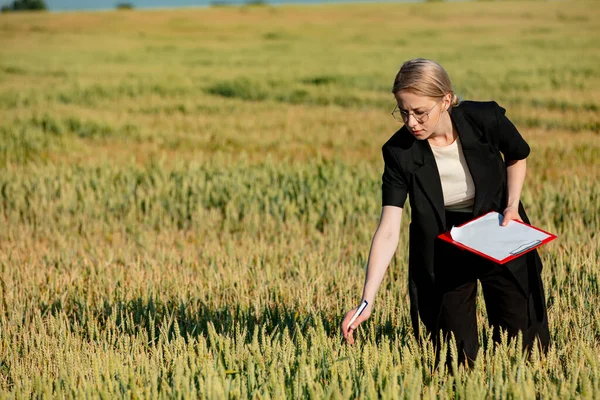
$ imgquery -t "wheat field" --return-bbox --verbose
[0,0,599,397]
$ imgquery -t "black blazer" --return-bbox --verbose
[381,100,546,338]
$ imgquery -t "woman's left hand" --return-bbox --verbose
[501,205,523,226]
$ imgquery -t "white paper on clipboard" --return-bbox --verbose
[449,212,552,261]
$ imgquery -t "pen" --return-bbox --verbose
[509,240,542,255]
[346,300,368,331]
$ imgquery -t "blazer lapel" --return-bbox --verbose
[413,140,446,230]
[409,105,502,231]
[450,106,499,217]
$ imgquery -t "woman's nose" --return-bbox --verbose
[407,114,419,127]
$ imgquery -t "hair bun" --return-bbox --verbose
[451,94,459,107]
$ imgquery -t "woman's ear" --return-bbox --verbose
[444,93,452,112]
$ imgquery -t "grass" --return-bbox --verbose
[0,0,599,397]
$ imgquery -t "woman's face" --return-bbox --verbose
[394,91,448,140]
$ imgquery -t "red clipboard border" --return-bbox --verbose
[437,211,557,265]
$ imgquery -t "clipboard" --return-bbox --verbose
[437,211,557,265]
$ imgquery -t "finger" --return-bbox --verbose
[342,317,356,337]
[348,313,369,332]
[349,317,364,331]
[341,320,350,339]
[344,323,357,342]
[346,328,354,344]
[345,321,356,334]
[502,213,515,226]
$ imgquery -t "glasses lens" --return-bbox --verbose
[392,107,431,123]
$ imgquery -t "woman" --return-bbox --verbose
[341,58,550,366]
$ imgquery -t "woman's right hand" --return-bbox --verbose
[340,304,372,345]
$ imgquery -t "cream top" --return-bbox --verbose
[430,136,475,213]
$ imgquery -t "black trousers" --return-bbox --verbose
[431,211,550,367]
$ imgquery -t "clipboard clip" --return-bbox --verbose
[509,240,542,255]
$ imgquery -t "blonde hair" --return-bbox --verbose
[391,58,460,107]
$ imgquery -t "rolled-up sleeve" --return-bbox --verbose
[494,102,530,160]
[381,145,408,208]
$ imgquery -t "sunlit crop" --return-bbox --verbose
[0,1,599,397]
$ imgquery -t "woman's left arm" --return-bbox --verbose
[502,158,526,226]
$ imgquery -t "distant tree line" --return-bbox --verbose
[1,1,135,12]
[116,2,134,9]
[1,0,47,12]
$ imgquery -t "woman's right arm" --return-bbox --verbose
[341,205,403,344]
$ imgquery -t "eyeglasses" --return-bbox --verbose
[391,101,439,124]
